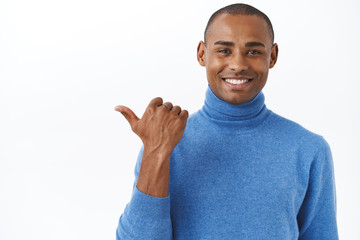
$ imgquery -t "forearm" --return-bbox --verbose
[116,147,173,240]
[136,147,171,198]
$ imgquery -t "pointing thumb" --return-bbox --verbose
[114,105,140,128]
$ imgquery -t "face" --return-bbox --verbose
[197,14,278,105]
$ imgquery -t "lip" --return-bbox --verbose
[221,77,253,90]
[222,76,253,80]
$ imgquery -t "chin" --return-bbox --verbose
[224,95,249,105]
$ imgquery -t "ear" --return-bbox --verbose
[197,41,206,67]
[269,43,279,69]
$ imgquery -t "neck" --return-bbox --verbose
[201,86,268,124]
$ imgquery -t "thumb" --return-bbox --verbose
[114,105,140,128]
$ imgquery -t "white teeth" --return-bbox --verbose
[224,79,249,85]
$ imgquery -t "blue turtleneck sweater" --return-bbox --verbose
[116,87,338,239]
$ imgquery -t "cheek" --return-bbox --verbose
[253,58,270,76]
[207,57,226,76]
[206,61,217,76]
[207,52,223,65]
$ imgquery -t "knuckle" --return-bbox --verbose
[181,110,189,118]
[163,102,173,110]
[154,97,163,102]
[159,105,168,112]
[146,107,154,115]
[173,105,181,111]
[150,97,163,106]
[156,97,163,105]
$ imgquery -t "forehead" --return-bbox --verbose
[206,14,271,47]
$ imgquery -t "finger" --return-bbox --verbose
[114,105,140,127]
[148,97,163,108]
[171,105,181,115]
[179,109,189,119]
[162,102,173,110]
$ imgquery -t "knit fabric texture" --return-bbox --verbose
[116,87,338,240]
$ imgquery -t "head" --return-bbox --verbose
[197,3,278,105]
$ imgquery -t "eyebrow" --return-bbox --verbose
[245,42,265,47]
[213,41,266,48]
[214,41,234,47]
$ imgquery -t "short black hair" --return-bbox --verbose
[204,3,274,44]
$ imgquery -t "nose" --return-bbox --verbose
[228,53,248,72]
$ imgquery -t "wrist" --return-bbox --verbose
[136,147,171,198]
[142,145,172,160]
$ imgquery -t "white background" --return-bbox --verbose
[0,0,359,239]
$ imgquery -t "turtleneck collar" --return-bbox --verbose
[201,86,268,123]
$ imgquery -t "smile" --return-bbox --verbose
[223,78,252,85]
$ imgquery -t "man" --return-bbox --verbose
[115,3,338,239]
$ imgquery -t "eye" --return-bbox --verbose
[218,49,231,54]
[248,50,261,55]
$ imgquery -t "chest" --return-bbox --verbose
[169,130,310,218]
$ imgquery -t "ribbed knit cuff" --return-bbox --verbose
[126,187,171,221]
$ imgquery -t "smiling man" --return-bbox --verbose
[197,12,278,105]
[115,3,338,240]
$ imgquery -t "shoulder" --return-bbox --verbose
[264,111,333,175]
[265,110,329,153]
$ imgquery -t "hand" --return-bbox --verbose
[115,97,189,197]
[115,97,189,155]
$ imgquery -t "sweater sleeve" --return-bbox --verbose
[297,137,339,239]
[116,146,173,240]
